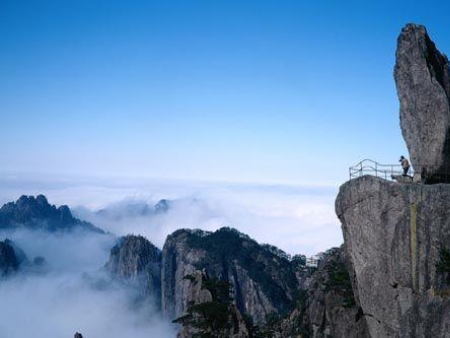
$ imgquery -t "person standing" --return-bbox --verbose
[399,156,410,176]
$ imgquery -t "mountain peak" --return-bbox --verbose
[0,195,104,233]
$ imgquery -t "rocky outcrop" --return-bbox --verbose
[336,176,450,337]
[0,239,22,277]
[0,239,48,277]
[161,227,299,325]
[394,24,450,182]
[331,23,450,337]
[106,235,161,308]
[0,195,104,233]
[155,199,170,213]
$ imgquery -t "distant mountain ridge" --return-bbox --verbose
[95,198,170,220]
[0,195,104,233]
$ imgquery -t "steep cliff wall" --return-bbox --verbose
[334,22,450,337]
[273,247,368,338]
[106,235,162,308]
[306,247,369,338]
[107,229,367,336]
[161,228,298,325]
[175,270,250,338]
[336,176,450,337]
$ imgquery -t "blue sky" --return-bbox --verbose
[2,0,450,185]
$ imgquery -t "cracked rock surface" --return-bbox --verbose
[336,176,450,337]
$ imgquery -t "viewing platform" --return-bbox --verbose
[350,159,450,183]
[349,159,413,181]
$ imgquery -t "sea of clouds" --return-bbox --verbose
[0,173,343,255]
[0,173,343,337]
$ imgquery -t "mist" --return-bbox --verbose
[0,174,342,255]
[70,181,341,256]
[0,174,343,337]
[0,229,176,338]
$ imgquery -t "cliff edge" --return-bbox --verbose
[334,23,450,337]
[336,176,450,337]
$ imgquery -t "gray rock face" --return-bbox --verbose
[306,247,369,338]
[161,228,298,325]
[273,247,368,338]
[175,270,250,338]
[161,230,207,320]
[391,175,414,183]
[394,24,450,182]
[106,235,162,308]
[336,176,450,337]
[175,271,213,338]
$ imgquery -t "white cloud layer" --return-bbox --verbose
[0,174,343,255]
[0,229,176,338]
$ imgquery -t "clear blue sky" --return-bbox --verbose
[2,0,450,185]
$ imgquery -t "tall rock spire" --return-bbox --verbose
[394,23,450,182]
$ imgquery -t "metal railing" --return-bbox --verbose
[349,159,413,180]
[350,159,450,183]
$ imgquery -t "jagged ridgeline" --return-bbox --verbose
[108,228,368,337]
[161,227,299,325]
[107,228,302,326]
[0,195,104,233]
[336,23,450,338]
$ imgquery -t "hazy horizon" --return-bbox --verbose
[3,0,450,266]
[0,173,340,256]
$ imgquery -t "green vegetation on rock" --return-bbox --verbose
[173,275,239,338]
[436,247,450,285]
[185,227,298,313]
[324,254,355,308]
